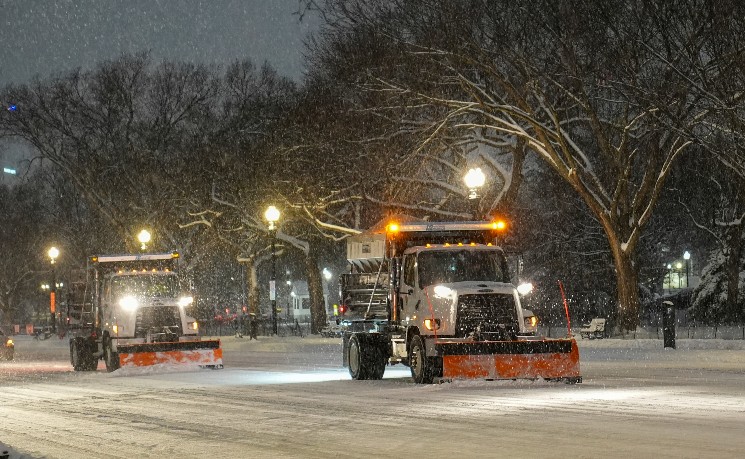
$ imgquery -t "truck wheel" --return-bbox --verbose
[71,340,85,371]
[348,334,370,380]
[104,337,120,372]
[368,344,387,381]
[410,335,434,384]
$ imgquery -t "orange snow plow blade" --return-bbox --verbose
[118,340,223,369]
[439,338,581,382]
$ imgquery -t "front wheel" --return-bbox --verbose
[409,335,434,384]
[104,337,120,372]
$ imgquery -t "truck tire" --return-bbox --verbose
[71,338,97,371]
[104,337,120,372]
[71,339,85,371]
[347,334,387,380]
[348,334,369,380]
[409,335,434,384]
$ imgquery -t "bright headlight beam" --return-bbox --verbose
[433,285,453,298]
[178,296,194,307]
[517,282,533,295]
[119,295,139,311]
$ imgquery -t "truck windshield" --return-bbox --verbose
[417,249,508,287]
[111,274,179,298]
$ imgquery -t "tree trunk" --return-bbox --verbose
[723,222,744,323]
[245,260,262,316]
[608,237,641,332]
[304,247,327,334]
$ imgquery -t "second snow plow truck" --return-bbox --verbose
[66,252,222,372]
[339,220,581,384]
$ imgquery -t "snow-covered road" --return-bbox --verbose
[2,335,745,458]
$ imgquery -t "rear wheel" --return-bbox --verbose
[71,340,84,371]
[410,335,434,384]
[104,336,120,372]
[347,334,387,380]
[71,338,97,371]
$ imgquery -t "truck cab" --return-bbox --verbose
[100,270,199,344]
[398,244,526,339]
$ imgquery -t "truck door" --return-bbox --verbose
[400,253,425,324]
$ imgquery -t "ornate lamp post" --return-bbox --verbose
[464,167,486,219]
[48,246,60,332]
[683,251,691,288]
[264,205,280,335]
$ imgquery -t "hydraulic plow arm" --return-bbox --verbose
[438,338,581,383]
[118,340,223,369]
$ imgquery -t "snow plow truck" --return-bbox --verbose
[66,251,222,372]
[338,219,581,384]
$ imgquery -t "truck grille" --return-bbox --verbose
[135,306,182,337]
[455,293,519,339]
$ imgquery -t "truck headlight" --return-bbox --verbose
[178,296,194,307]
[119,296,139,311]
[432,285,453,299]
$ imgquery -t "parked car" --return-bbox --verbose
[1,330,14,360]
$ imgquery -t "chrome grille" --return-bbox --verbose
[456,293,519,339]
[135,305,181,337]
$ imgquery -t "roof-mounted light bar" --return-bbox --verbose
[386,221,507,234]
[90,252,180,263]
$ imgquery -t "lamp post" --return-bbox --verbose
[264,205,280,335]
[323,268,332,317]
[48,246,60,333]
[464,167,486,219]
[675,262,683,288]
[137,229,151,251]
[666,263,672,293]
[683,251,691,288]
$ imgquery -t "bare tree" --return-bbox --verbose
[311,0,744,330]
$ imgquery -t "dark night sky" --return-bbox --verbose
[0,0,319,86]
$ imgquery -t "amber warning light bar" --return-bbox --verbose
[90,252,180,263]
[386,220,507,234]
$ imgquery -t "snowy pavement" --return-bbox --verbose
[1,335,745,458]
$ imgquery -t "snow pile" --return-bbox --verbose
[109,362,209,377]
[577,338,745,351]
[0,441,34,459]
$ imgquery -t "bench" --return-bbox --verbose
[579,318,606,339]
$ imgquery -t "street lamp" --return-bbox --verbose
[322,268,333,317]
[464,167,486,218]
[137,229,151,251]
[264,205,280,335]
[666,263,672,293]
[683,251,691,288]
[48,247,59,332]
[675,262,683,288]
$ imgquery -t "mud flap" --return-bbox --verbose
[117,340,223,369]
[439,339,581,382]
